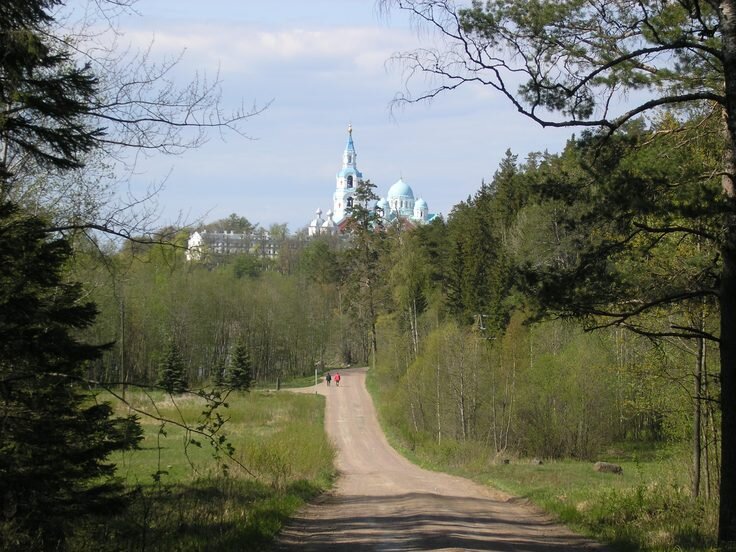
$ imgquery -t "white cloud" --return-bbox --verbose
[122,23,415,79]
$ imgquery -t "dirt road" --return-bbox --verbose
[276,367,604,551]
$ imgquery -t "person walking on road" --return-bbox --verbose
[325,372,332,386]
[334,372,341,387]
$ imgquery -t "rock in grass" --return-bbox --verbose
[594,461,623,474]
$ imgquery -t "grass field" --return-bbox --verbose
[69,386,335,551]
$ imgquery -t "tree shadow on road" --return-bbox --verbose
[275,491,605,551]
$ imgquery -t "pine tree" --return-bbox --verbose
[227,342,252,391]
[389,1,736,540]
[343,179,387,364]
[0,203,142,548]
[158,339,188,394]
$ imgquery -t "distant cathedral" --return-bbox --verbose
[308,125,436,236]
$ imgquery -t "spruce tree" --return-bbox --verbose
[0,203,142,549]
[0,0,100,183]
[227,342,253,391]
[212,359,226,388]
[343,179,386,364]
[158,339,188,394]
[0,3,138,546]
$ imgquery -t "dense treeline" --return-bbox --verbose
[370,114,723,507]
[75,203,395,387]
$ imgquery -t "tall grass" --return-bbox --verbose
[69,388,334,551]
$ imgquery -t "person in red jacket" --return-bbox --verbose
[334,372,341,387]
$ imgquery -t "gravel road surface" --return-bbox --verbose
[276,367,604,551]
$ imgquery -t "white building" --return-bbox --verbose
[186,229,277,261]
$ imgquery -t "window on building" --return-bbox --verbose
[347,197,354,208]
[347,175,353,188]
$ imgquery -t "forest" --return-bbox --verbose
[2,0,736,549]
[66,112,722,546]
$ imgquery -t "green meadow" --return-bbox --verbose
[68,387,334,551]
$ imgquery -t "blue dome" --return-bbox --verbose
[387,178,414,200]
[415,198,427,208]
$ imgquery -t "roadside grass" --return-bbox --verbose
[258,368,349,390]
[258,373,322,390]
[367,373,718,551]
[70,388,335,551]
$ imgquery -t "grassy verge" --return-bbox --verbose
[70,388,335,551]
[258,369,349,390]
[257,373,321,390]
[366,372,718,551]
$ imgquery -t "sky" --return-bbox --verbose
[89,1,574,233]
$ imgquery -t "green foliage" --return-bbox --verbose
[391,0,736,532]
[0,2,283,549]
[86,252,339,387]
[342,179,389,363]
[515,325,620,459]
[386,230,432,359]
[437,0,725,131]
[204,213,257,234]
[158,338,188,394]
[0,203,142,549]
[374,361,718,551]
[441,150,531,327]
[513,122,722,339]
[232,253,267,279]
[298,237,340,284]
[227,342,253,391]
[212,358,226,387]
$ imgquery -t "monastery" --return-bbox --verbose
[187,125,437,260]
[308,125,436,236]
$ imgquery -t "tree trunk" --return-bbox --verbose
[120,302,126,400]
[717,1,736,538]
[504,355,516,452]
[459,368,467,440]
[490,365,499,452]
[719,240,736,542]
[436,358,442,445]
[411,297,420,357]
[707,370,721,501]
[693,335,703,498]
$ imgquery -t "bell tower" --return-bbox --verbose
[333,124,363,222]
